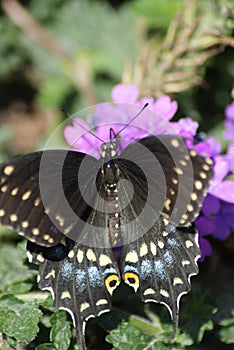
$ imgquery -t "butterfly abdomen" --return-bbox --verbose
[101,160,121,247]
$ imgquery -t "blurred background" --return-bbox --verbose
[0,1,234,349]
[0,0,233,156]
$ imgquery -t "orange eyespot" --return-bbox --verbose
[105,275,120,295]
[124,272,139,290]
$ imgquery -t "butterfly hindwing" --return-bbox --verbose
[121,218,200,333]
[27,239,120,350]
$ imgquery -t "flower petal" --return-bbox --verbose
[202,194,221,217]
[198,236,212,262]
[153,95,178,120]
[209,180,234,203]
[225,101,234,120]
[111,84,139,103]
[195,216,216,235]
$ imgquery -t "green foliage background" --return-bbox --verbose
[0,0,234,349]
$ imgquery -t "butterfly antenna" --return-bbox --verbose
[61,108,105,143]
[114,103,149,139]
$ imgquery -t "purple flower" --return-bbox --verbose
[64,84,179,156]
[171,118,199,148]
[225,101,234,119]
[64,82,234,261]
[138,95,178,121]
[193,137,222,158]
[208,153,234,203]
[111,83,139,103]
[224,101,234,141]
[196,194,234,261]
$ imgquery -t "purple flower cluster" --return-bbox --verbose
[195,94,234,260]
[64,83,234,261]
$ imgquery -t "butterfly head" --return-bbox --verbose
[101,141,118,159]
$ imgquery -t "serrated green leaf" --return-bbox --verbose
[216,294,234,344]
[50,310,71,350]
[106,322,155,350]
[219,324,234,344]
[42,294,54,310]
[0,336,14,350]
[0,241,36,294]
[0,295,42,343]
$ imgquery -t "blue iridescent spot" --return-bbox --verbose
[140,260,152,280]
[163,250,174,265]
[75,269,86,293]
[167,237,180,248]
[124,265,138,275]
[154,260,166,280]
[60,260,73,280]
[88,266,103,288]
[103,267,117,276]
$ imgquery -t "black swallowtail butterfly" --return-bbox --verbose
[0,117,213,349]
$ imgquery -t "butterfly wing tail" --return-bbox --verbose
[121,221,200,336]
[27,240,121,348]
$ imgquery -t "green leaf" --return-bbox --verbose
[0,336,14,350]
[132,0,183,28]
[50,310,72,350]
[181,288,216,342]
[216,293,234,344]
[42,294,54,309]
[0,241,36,294]
[219,324,234,344]
[0,295,42,343]
[106,322,153,350]
[36,344,56,350]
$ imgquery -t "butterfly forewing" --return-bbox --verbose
[120,135,213,227]
[0,150,101,246]
[0,152,63,245]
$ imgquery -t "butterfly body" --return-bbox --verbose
[0,134,213,349]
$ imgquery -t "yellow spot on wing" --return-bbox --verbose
[61,291,71,299]
[34,198,41,206]
[10,214,18,222]
[143,288,155,295]
[1,185,8,193]
[4,165,14,176]
[80,302,90,312]
[11,187,19,196]
[0,209,5,217]
[139,243,148,257]
[32,228,40,235]
[125,251,138,263]
[77,249,84,263]
[21,221,29,228]
[22,190,32,200]
[96,299,108,306]
[160,289,169,298]
[86,249,97,262]
[173,277,183,285]
[171,139,180,148]
[195,180,202,190]
[99,254,112,266]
